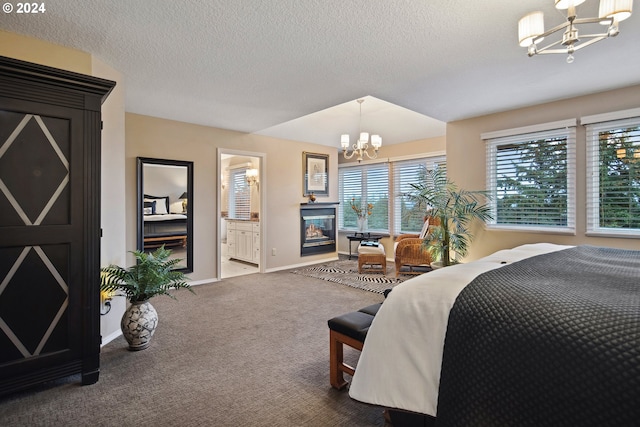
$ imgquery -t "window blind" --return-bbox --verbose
[586,116,640,237]
[486,127,576,232]
[338,163,389,232]
[229,168,250,220]
[392,156,446,234]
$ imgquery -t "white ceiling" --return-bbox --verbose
[2,0,639,146]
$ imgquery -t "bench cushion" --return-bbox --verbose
[358,242,385,255]
[358,303,383,316]
[328,311,375,342]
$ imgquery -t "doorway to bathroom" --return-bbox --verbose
[219,150,265,279]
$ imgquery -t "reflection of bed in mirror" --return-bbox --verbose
[142,193,187,250]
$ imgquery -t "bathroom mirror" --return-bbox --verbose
[137,157,193,273]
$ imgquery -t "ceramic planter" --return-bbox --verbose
[121,300,158,351]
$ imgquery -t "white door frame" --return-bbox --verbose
[217,148,266,279]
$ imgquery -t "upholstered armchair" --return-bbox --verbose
[394,217,440,277]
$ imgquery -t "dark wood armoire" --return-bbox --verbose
[0,56,115,395]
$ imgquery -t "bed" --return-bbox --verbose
[349,243,640,426]
[143,194,187,250]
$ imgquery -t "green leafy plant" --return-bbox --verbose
[100,246,194,303]
[407,168,493,266]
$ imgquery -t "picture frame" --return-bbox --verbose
[303,152,329,196]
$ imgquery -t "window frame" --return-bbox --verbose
[338,154,446,236]
[338,161,390,233]
[484,124,576,234]
[391,156,446,235]
[585,116,640,238]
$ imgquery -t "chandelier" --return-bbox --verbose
[518,0,633,63]
[341,99,382,162]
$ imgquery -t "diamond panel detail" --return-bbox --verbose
[0,114,69,226]
[0,246,69,360]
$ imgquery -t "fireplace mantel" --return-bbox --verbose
[299,202,339,206]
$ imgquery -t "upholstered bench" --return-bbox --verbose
[357,241,386,274]
[328,303,382,390]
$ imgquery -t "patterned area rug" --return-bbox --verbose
[291,258,428,294]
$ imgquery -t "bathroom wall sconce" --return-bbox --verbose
[100,289,113,316]
[246,168,259,190]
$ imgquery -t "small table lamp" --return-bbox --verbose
[179,192,188,212]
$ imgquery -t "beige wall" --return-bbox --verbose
[448,84,640,261]
[337,135,447,258]
[126,113,339,282]
[0,31,127,342]
[0,30,91,73]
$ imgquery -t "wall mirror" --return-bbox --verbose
[137,157,193,273]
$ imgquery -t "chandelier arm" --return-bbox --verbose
[363,150,378,160]
[534,39,565,54]
[571,35,610,50]
[572,17,614,26]
[343,149,357,160]
[533,21,571,43]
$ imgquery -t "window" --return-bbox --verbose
[485,125,576,233]
[338,155,446,235]
[339,163,389,232]
[586,116,640,237]
[229,168,250,220]
[392,157,446,234]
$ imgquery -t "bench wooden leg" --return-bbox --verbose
[329,330,364,390]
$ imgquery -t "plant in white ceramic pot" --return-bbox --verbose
[100,246,194,351]
[407,168,492,267]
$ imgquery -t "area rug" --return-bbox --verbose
[291,258,428,294]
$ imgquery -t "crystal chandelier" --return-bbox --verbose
[341,99,382,162]
[518,0,633,63]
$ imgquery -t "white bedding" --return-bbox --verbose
[349,243,573,416]
[143,214,187,222]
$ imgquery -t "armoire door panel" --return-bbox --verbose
[0,244,70,365]
[0,108,76,227]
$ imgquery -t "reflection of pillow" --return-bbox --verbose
[170,201,183,214]
[418,218,431,239]
[144,197,168,214]
[143,201,156,215]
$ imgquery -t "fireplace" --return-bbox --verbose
[300,205,336,256]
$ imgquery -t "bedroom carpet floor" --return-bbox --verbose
[0,268,388,426]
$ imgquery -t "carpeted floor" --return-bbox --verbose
[291,257,430,294]
[0,267,389,426]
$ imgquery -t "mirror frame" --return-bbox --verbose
[137,157,194,273]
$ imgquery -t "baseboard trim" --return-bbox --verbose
[188,278,220,286]
[101,329,122,347]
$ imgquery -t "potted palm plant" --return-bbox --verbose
[407,168,492,267]
[100,246,194,351]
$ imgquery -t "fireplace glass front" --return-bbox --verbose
[300,206,336,256]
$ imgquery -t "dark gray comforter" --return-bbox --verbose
[436,245,640,427]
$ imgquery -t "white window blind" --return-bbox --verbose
[486,127,576,233]
[338,163,389,232]
[229,168,250,220]
[392,156,446,234]
[586,116,640,237]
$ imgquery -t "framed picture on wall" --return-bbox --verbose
[303,152,328,196]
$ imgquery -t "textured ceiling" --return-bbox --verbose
[2,0,639,146]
